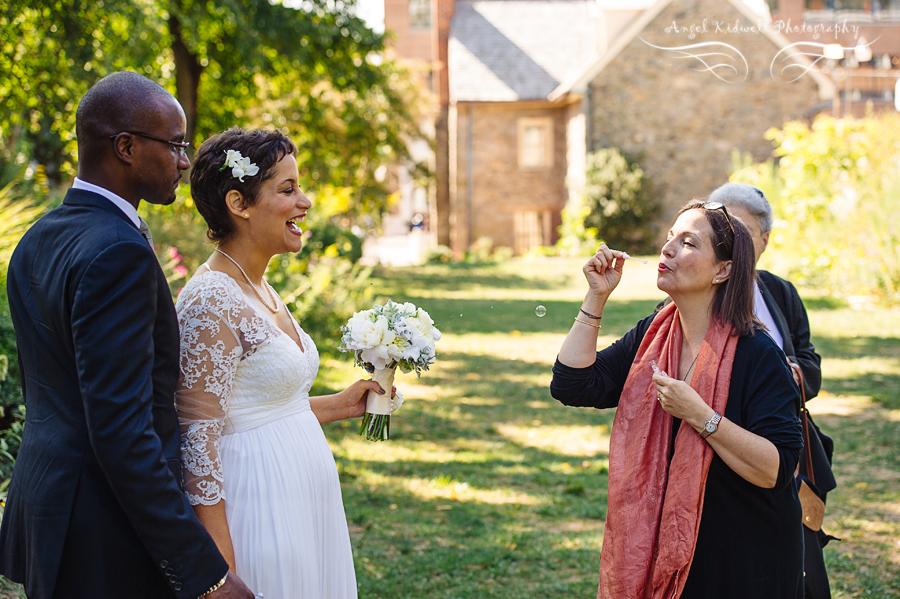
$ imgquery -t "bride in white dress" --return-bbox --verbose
[175,127,393,599]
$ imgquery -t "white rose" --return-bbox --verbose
[361,345,392,370]
[347,312,373,346]
[362,317,395,349]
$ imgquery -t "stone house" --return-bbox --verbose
[384,0,890,255]
[550,0,834,229]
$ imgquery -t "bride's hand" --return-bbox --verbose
[583,243,625,299]
[341,379,398,420]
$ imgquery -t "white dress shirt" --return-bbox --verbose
[72,178,141,228]
[753,280,784,350]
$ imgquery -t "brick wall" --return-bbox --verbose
[588,0,822,234]
[451,102,568,253]
[384,0,434,62]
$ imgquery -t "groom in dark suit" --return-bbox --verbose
[0,72,254,598]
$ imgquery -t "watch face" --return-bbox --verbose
[705,422,716,433]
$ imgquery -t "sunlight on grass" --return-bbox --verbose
[335,439,517,465]
[825,357,900,377]
[495,424,610,457]
[360,469,544,506]
[808,393,876,417]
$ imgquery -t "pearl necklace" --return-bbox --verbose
[215,249,280,313]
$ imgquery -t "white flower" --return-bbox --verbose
[221,149,259,182]
[361,317,395,350]
[391,389,404,413]
[224,150,242,166]
[339,300,440,377]
[345,311,374,348]
[361,346,392,370]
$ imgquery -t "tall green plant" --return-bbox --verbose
[0,186,44,274]
[731,114,900,304]
[0,185,45,475]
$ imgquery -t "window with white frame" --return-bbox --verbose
[409,0,431,28]
[517,117,554,169]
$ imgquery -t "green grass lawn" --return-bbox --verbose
[1,256,897,598]
[316,257,900,599]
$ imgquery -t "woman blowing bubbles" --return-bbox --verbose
[551,201,804,598]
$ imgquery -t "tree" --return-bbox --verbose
[1,0,427,219]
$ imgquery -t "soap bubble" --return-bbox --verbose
[535,305,547,317]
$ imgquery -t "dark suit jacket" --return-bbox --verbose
[0,189,227,598]
[757,270,835,497]
[757,270,822,400]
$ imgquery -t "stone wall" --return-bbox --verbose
[588,0,822,236]
[451,102,568,253]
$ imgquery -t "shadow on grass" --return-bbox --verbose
[822,372,900,411]
[373,262,565,294]
[814,334,900,360]
[801,296,848,311]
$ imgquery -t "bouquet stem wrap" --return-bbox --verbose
[360,367,396,441]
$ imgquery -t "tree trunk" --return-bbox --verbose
[168,13,203,150]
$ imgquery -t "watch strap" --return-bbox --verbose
[699,412,722,439]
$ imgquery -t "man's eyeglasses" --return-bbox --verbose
[702,201,735,236]
[110,131,191,156]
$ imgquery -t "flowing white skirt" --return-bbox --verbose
[220,408,357,599]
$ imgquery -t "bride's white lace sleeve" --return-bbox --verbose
[175,291,243,507]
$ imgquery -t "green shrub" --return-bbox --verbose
[731,114,900,305]
[0,185,45,480]
[583,148,659,255]
[424,245,454,264]
[554,196,601,257]
[464,237,495,264]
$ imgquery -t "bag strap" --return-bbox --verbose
[790,362,815,487]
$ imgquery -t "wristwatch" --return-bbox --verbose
[699,412,722,439]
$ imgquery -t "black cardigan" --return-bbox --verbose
[551,315,805,599]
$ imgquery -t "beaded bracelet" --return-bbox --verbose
[574,317,601,329]
[580,308,602,320]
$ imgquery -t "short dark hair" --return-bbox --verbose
[76,71,174,161]
[190,127,298,243]
[677,199,759,337]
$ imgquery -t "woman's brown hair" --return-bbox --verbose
[677,199,759,336]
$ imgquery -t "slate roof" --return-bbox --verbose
[449,0,602,102]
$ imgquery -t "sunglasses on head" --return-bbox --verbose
[701,201,735,236]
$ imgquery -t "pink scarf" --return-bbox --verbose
[598,302,738,599]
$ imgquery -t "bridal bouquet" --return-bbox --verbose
[339,300,441,441]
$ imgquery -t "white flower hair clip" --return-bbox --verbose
[219,149,259,182]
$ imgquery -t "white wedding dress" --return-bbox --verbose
[175,268,357,599]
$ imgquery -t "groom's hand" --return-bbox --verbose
[207,571,256,598]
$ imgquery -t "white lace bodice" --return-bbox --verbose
[175,269,319,506]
